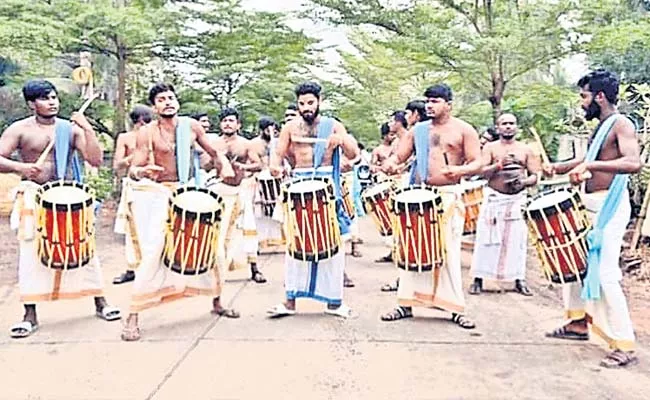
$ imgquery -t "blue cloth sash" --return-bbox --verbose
[409,121,430,185]
[175,117,200,186]
[54,119,83,182]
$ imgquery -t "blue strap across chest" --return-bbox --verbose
[175,117,200,186]
[54,119,83,182]
[409,121,430,185]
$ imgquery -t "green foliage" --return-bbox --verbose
[86,166,113,202]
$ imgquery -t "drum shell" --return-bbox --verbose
[361,181,395,236]
[36,180,95,270]
[461,184,485,235]
[257,174,282,217]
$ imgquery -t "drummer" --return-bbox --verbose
[267,81,359,319]
[468,113,539,296]
[369,123,394,175]
[112,105,153,285]
[0,79,121,339]
[251,116,285,252]
[543,70,641,368]
[202,108,265,284]
[381,83,481,329]
[121,82,237,341]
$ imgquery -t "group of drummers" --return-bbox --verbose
[0,68,641,369]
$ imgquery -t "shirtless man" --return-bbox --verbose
[284,104,298,124]
[267,81,359,318]
[112,105,153,285]
[469,113,539,296]
[250,116,277,166]
[122,83,236,341]
[380,84,481,329]
[1,79,120,338]
[192,112,212,133]
[543,70,641,368]
[369,123,394,174]
[206,108,265,283]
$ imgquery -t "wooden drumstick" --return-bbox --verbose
[529,127,550,165]
[539,171,592,186]
[443,152,449,166]
[35,94,98,167]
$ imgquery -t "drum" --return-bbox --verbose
[525,187,591,284]
[163,187,223,275]
[392,185,446,272]
[461,180,486,235]
[341,172,355,219]
[361,180,395,236]
[283,177,340,261]
[257,169,282,217]
[36,181,95,269]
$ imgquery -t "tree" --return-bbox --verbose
[310,0,582,120]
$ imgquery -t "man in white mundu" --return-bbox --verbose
[469,113,539,296]
[381,84,481,329]
[0,80,120,338]
[543,70,641,368]
[121,83,238,341]
[267,82,359,318]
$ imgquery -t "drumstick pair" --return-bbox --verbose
[35,94,99,167]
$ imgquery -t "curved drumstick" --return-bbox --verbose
[35,94,99,167]
[529,127,550,165]
[539,172,592,186]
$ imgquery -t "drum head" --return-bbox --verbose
[40,185,91,204]
[363,180,393,198]
[287,179,327,194]
[394,187,437,203]
[527,189,573,212]
[174,189,221,213]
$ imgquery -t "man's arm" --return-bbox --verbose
[480,144,497,179]
[459,124,482,176]
[240,143,263,173]
[0,124,28,174]
[332,122,359,160]
[270,123,291,174]
[113,133,130,174]
[522,146,541,186]
[586,118,641,174]
[388,129,415,166]
[71,113,103,167]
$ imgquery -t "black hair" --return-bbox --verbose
[405,100,427,122]
[380,122,390,137]
[391,110,408,128]
[286,103,298,111]
[129,105,153,125]
[577,69,619,104]
[424,84,453,102]
[258,116,276,131]
[191,112,208,121]
[22,80,57,103]
[295,82,322,98]
[219,107,240,122]
[148,82,176,105]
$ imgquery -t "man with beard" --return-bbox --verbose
[1,80,121,338]
[468,113,539,296]
[112,105,153,285]
[121,83,236,341]
[381,84,481,329]
[204,108,265,283]
[543,70,641,368]
[267,81,359,318]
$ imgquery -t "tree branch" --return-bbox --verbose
[439,0,482,34]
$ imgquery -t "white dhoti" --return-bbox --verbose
[562,190,635,351]
[207,179,257,271]
[470,187,528,282]
[10,182,104,303]
[114,177,140,272]
[274,167,346,305]
[127,180,221,313]
[397,185,466,313]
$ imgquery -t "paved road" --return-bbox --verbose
[1,218,649,400]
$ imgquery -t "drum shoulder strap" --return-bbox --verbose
[410,121,430,184]
[54,119,83,182]
[313,117,334,169]
[175,117,193,184]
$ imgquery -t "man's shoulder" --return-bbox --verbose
[452,117,476,132]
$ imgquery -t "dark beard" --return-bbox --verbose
[500,133,516,140]
[300,107,319,125]
[584,99,601,121]
[262,132,271,142]
[160,113,176,119]
[223,130,236,136]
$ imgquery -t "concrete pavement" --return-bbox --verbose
[1,217,649,400]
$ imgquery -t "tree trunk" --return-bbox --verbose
[116,43,127,135]
[489,74,505,123]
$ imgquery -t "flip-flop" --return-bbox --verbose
[251,271,267,284]
[600,350,639,369]
[113,271,135,285]
[324,304,353,319]
[545,326,589,341]
[9,321,39,339]
[267,303,296,318]
[211,308,241,318]
[96,306,121,321]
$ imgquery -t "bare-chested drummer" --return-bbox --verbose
[543,69,641,368]
[370,123,394,175]
[1,79,121,339]
[267,81,359,319]
[122,83,236,341]
[112,105,153,285]
[469,113,539,296]
[203,108,265,284]
[381,83,481,329]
